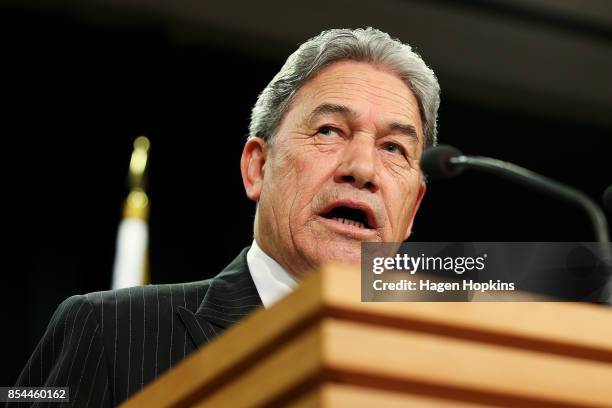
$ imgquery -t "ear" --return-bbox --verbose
[403,181,427,241]
[240,137,267,202]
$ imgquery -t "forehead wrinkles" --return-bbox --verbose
[313,73,412,104]
[304,71,420,125]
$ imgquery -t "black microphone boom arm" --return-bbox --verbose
[449,154,610,245]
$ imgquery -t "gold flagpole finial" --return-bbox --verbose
[124,136,151,220]
[128,135,150,190]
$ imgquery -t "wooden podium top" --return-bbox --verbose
[123,264,612,407]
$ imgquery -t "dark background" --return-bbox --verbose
[2,0,611,385]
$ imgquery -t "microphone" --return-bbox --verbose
[420,144,465,179]
[603,185,612,214]
[421,145,611,302]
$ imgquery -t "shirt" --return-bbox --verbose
[246,240,298,308]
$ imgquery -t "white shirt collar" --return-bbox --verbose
[247,240,297,308]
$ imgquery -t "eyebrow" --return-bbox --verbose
[306,103,419,141]
[388,122,418,139]
[306,103,357,124]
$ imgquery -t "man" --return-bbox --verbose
[15,27,439,406]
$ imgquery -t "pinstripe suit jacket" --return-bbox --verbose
[13,247,263,407]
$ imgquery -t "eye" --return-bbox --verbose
[317,126,340,137]
[382,142,406,156]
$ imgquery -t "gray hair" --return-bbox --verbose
[249,27,440,148]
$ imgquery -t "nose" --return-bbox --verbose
[333,135,379,192]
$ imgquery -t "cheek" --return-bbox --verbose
[386,176,421,226]
[286,145,335,187]
[266,148,299,190]
[265,149,324,217]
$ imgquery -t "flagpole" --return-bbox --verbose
[111,136,151,289]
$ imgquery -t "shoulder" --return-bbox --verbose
[79,246,252,315]
[50,247,253,334]
[76,280,213,319]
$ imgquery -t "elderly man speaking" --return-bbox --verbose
[15,27,440,407]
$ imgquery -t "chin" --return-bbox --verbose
[307,240,362,267]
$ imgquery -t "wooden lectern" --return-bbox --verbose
[122,265,612,407]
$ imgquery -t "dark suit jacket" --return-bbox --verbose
[13,247,262,407]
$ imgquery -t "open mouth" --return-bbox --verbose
[320,206,373,230]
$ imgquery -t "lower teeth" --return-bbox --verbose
[332,217,365,229]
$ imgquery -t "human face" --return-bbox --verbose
[241,61,426,279]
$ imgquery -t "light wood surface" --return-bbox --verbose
[287,384,493,408]
[122,264,612,408]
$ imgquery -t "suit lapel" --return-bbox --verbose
[177,247,263,348]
